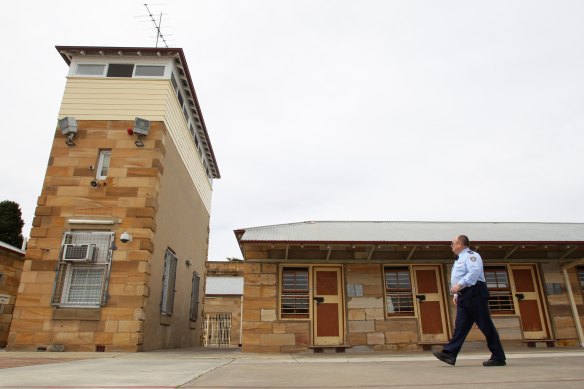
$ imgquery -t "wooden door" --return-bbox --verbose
[312,266,344,346]
[510,265,549,339]
[413,265,449,343]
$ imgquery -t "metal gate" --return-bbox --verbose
[202,313,232,347]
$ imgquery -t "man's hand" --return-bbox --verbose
[452,293,458,305]
[450,283,462,294]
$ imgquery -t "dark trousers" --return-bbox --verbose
[443,281,506,361]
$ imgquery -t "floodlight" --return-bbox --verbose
[133,117,150,135]
[58,117,78,135]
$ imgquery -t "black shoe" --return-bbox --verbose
[433,351,456,366]
[483,359,506,366]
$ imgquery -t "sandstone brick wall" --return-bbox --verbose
[241,263,310,352]
[0,245,24,348]
[141,136,210,350]
[8,120,164,352]
[346,264,421,351]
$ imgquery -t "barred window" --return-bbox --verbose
[161,249,178,316]
[281,268,309,319]
[384,267,414,316]
[190,272,201,322]
[485,266,515,314]
[52,231,113,307]
[578,267,584,289]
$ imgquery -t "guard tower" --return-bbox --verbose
[8,46,220,351]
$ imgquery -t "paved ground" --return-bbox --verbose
[0,347,583,388]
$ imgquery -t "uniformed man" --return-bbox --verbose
[433,235,507,366]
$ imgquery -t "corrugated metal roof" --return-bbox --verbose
[0,240,25,254]
[237,221,584,243]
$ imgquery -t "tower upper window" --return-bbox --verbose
[135,65,165,77]
[76,64,106,76]
[107,64,134,77]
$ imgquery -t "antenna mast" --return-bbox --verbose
[144,3,169,48]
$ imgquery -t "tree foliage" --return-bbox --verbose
[0,200,24,248]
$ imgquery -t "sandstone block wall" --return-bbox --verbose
[0,246,24,348]
[8,120,164,352]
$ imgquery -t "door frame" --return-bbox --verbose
[312,265,346,346]
[508,263,553,340]
[412,265,451,343]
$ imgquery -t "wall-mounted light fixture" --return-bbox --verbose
[185,259,192,266]
[132,117,150,147]
[58,116,78,146]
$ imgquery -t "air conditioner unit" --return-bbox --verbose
[62,244,98,262]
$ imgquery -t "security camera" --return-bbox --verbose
[120,232,132,243]
[90,180,99,187]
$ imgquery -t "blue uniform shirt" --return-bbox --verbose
[451,247,486,290]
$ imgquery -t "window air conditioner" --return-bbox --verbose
[62,244,98,262]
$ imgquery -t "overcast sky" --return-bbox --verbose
[1,1,583,260]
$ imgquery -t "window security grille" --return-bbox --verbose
[485,267,515,313]
[52,231,113,307]
[161,249,178,315]
[281,268,309,318]
[384,267,414,316]
[190,272,201,321]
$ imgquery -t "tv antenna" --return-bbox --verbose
[144,3,169,48]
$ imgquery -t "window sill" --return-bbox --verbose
[52,308,101,321]
[160,314,172,326]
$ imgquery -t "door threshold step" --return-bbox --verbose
[522,339,557,348]
[309,345,352,353]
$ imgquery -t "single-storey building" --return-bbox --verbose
[235,221,584,352]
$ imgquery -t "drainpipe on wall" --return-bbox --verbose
[561,259,584,347]
[239,295,244,347]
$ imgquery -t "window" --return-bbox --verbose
[171,73,178,91]
[107,64,134,77]
[190,272,201,321]
[135,65,165,77]
[384,267,414,316]
[578,267,584,289]
[76,64,106,76]
[281,267,309,318]
[52,231,114,307]
[96,150,111,180]
[485,266,515,313]
[177,91,185,107]
[161,249,178,315]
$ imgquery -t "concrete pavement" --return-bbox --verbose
[0,347,583,388]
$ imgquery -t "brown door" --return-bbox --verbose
[313,266,345,346]
[413,265,449,343]
[510,265,549,339]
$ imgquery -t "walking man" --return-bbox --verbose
[433,235,507,366]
